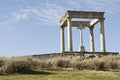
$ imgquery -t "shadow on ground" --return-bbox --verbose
[20,70,55,75]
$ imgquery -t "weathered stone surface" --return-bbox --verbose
[60,10,106,54]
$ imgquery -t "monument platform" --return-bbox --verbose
[32,52,119,58]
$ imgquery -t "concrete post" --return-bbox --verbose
[100,18,106,52]
[67,17,73,52]
[89,26,95,52]
[60,27,65,53]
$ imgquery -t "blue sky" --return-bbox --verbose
[0,0,120,57]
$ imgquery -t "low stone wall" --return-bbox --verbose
[31,52,119,59]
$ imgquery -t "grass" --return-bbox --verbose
[0,55,120,74]
[0,55,120,80]
[0,69,120,80]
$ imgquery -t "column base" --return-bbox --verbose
[80,46,85,52]
[68,50,73,53]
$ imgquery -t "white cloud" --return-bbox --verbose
[68,0,80,5]
[0,8,30,28]
[83,0,120,12]
[0,0,120,27]
[11,9,29,21]
[0,0,66,27]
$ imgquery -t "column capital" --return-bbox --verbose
[89,26,94,29]
[98,18,105,21]
[60,26,64,29]
[60,25,65,28]
[67,17,72,20]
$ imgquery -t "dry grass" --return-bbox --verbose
[0,55,120,74]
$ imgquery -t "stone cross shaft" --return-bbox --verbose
[77,26,85,52]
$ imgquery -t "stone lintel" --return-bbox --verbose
[67,10,104,19]
[72,21,90,27]
[60,11,104,22]
[60,10,104,28]
[61,21,90,28]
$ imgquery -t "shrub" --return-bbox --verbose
[0,57,6,67]
[74,60,95,70]
[54,58,71,68]
[97,56,120,70]
[4,57,31,74]
[26,57,41,69]
[0,57,8,74]
[0,55,120,74]
[73,55,120,71]
[0,57,42,74]
[107,56,120,69]
[73,61,85,70]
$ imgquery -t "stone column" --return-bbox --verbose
[60,27,65,53]
[100,18,106,52]
[89,26,95,52]
[67,17,73,52]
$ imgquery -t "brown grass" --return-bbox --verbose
[0,55,120,74]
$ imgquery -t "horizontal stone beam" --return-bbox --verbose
[71,21,90,27]
[68,11,104,19]
[60,21,90,27]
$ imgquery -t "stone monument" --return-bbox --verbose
[59,10,106,54]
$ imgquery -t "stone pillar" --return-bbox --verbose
[67,17,73,52]
[89,26,95,52]
[60,27,65,53]
[100,18,106,52]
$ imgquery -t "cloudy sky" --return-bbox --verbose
[0,0,120,57]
